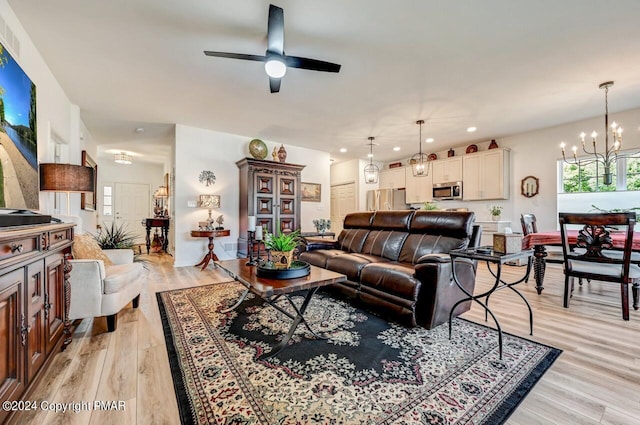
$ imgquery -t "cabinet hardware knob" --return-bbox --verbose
[11,243,23,253]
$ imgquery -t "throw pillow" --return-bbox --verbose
[72,234,114,266]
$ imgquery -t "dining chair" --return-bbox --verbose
[558,212,640,320]
[520,214,565,263]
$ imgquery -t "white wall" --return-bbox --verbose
[173,124,331,268]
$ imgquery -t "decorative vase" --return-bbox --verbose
[278,144,287,163]
[489,139,499,149]
[270,250,293,269]
[491,215,500,222]
[448,148,455,157]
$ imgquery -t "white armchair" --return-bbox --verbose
[68,248,144,332]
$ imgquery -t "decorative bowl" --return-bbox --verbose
[257,260,311,279]
[248,139,268,159]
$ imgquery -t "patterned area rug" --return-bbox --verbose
[157,282,561,425]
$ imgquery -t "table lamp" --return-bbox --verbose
[198,194,220,226]
[39,163,94,215]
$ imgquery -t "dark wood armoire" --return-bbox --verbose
[236,158,305,257]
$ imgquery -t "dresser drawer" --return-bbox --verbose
[48,228,72,249]
[0,235,40,266]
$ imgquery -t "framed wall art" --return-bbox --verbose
[81,150,97,210]
[301,182,321,202]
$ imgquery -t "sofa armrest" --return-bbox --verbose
[103,249,134,265]
[414,256,476,329]
[67,259,107,320]
[303,239,338,252]
[416,253,451,264]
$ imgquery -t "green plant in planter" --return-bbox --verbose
[94,222,138,250]
[489,205,503,217]
[263,229,301,252]
[421,201,439,211]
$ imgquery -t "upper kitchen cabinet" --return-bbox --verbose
[462,149,510,200]
[379,167,406,189]
[431,157,463,184]
[405,166,432,204]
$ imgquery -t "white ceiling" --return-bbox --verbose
[8,0,640,164]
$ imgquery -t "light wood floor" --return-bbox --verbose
[8,255,640,425]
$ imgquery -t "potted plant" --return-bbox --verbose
[264,229,301,268]
[94,222,138,249]
[421,201,439,211]
[489,205,503,221]
[312,218,331,233]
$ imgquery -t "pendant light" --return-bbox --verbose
[363,136,380,184]
[411,120,430,177]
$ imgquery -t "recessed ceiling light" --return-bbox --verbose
[135,127,144,133]
[393,146,400,151]
[467,127,477,133]
[339,148,347,153]
[425,137,434,143]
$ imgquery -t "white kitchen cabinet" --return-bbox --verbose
[431,157,463,184]
[462,149,510,200]
[379,167,406,189]
[405,166,432,204]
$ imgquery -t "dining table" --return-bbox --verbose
[521,230,640,294]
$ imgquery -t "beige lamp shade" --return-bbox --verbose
[154,186,168,198]
[198,194,220,209]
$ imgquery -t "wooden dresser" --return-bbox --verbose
[0,223,74,424]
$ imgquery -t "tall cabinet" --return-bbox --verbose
[0,223,74,424]
[236,158,305,257]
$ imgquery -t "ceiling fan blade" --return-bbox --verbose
[285,56,341,73]
[267,4,284,55]
[204,51,267,62]
[269,77,281,93]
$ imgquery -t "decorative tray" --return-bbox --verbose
[256,260,311,279]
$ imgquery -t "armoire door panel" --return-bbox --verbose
[257,176,274,194]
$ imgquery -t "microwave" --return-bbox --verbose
[433,182,462,200]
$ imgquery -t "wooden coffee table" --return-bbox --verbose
[215,259,346,360]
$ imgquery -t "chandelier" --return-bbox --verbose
[363,136,380,184]
[560,81,631,186]
[114,152,132,164]
[411,119,430,177]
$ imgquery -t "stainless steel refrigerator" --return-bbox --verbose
[366,189,408,211]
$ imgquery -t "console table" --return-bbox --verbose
[191,229,231,270]
[144,218,169,254]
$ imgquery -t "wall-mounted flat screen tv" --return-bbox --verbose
[0,40,38,210]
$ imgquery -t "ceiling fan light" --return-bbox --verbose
[265,59,287,78]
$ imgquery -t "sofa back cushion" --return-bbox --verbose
[361,230,408,261]
[343,212,374,228]
[397,211,476,264]
[337,229,370,253]
[370,210,414,230]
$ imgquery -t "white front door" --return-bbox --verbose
[114,183,150,244]
[330,182,356,236]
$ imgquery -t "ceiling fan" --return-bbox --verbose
[204,4,341,93]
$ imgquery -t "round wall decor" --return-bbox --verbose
[466,144,478,154]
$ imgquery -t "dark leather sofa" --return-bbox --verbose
[300,210,480,329]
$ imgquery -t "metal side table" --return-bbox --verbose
[448,246,534,359]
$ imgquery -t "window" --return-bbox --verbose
[559,153,640,193]
[103,185,112,216]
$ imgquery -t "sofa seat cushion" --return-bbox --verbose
[299,249,346,268]
[325,254,387,281]
[104,263,144,295]
[360,262,421,301]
